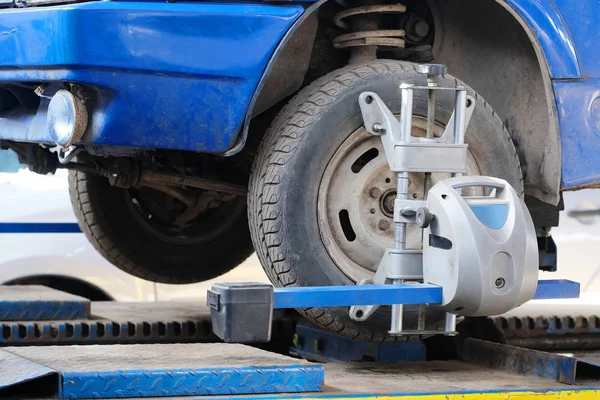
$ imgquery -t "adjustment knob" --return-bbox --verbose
[417,64,447,76]
[416,207,434,228]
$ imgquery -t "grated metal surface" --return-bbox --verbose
[0,302,298,347]
[495,315,600,350]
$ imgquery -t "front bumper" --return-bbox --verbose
[0,1,302,153]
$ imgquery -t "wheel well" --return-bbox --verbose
[247,0,562,222]
[429,0,560,209]
[4,275,113,301]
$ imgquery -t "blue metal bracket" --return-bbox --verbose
[210,280,579,343]
[273,283,442,309]
[272,280,579,309]
[291,323,426,363]
[532,279,580,300]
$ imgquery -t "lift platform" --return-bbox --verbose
[0,285,597,399]
[2,340,600,399]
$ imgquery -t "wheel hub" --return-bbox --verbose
[317,116,482,283]
[125,187,245,246]
[379,189,396,218]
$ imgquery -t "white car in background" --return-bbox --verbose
[0,149,598,318]
[0,149,268,302]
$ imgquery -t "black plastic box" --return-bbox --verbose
[208,282,274,343]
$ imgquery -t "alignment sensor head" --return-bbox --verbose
[422,176,539,317]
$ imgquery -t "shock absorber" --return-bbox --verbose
[332,0,407,64]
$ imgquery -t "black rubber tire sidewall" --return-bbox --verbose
[249,60,523,342]
[69,170,253,284]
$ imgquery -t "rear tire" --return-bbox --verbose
[248,60,523,342]
[69,170,253,284]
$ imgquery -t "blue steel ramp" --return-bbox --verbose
[0,343,324,399]
[463,338,600,384]
[0,285,89,321]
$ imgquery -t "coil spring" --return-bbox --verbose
[332,1,407,51]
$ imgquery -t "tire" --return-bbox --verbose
[69,170,253,284]
[248,60,523,342]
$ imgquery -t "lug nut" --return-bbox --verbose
[378,219,391,230]
[369,188,381,198]
[495,278,506,288]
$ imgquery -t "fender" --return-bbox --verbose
[230,0,580,157]
[0,2,304,153]
[501,0,600,189]
[225,0,326,156]
[500,0,580,79]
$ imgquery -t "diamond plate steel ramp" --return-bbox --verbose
[0,348,59,398]
[462,338,600,384]
[0,285,89,321]
[0,343,324,399]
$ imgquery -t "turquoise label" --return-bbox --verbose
[469,204,509,230]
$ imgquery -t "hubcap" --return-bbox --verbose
[317,116,482,283]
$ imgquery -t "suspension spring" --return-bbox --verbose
[332,0,407,63]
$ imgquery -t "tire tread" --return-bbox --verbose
[248,60,522,342]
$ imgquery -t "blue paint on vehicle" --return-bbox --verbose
[503,0,580,78]
[553,79,600,188]
[549,0,600,78]
[0,2,303,153]
[0,0,599,188]
[0,223,81,233]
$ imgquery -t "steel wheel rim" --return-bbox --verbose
[124,187,245,246]
[317,116,482,282]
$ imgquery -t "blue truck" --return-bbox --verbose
[0,0,597,341]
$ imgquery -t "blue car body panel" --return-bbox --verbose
[553,80,600,188]
[0,0,600,189]
[503,0,580,79]
[550,0,600,78]
[502,0,600,189]
[0,2,303,152]
[500,0,600,188]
